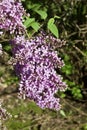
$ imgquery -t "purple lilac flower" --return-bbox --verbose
[11,33,67,111]
[0,0,25,35]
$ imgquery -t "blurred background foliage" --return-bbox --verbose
[0,0,87,129]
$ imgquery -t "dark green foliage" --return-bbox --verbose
[50,0,87,101]
[22,0,59,37]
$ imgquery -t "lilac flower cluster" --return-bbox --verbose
[0,0,67,111]
[0,0,25,35]
[11,34,67,110]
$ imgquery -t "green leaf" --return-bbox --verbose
[27,3,41,10]
[64,54,70,61]
[60,93,66,98]
[60,110,66,117]
[30,22,40,32]
[54,15,60,19]
[48,18,55,25]
[4,45,11,51]
[24,18,35,28]
[49,24,59,38]
[27,3,47,19]
[48,18,59,38]
[24,17,40,32]
[83,124,87,130]
[35,10,47,20]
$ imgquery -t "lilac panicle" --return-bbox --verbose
[0,0,25,35]
[0,0,67,111]
[11,33,67,111]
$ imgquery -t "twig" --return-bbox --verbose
[62,98,87,116]
[73,45,87,57]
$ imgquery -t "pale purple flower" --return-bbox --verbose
[11,33,67,111]
[0,0,25,35]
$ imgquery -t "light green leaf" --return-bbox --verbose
[27,3,41,10]
[30,22,40,32]
[35,10,47,19]
[48,18,55,25]
[60,110,66,117]
[24,18,35,28]
[47,18,59,38]
[54,15,60,19]
[48,23,59,38]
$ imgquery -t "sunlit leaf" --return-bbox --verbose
[24,18,35,28]
[48,18,59,38]
[30,22,40,32]
[35,10,47,19]
[60,110,66,117]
